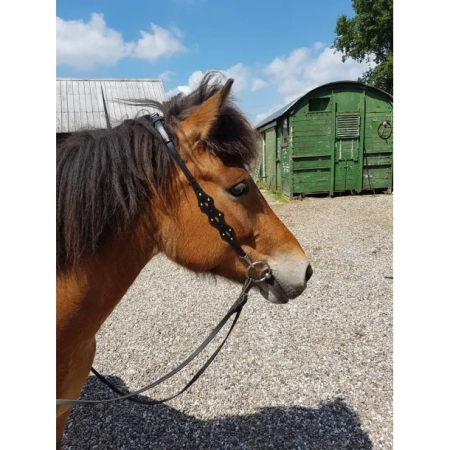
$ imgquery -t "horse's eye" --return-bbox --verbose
[228,182,249,197]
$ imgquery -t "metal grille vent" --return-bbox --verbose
[336,113,360,139]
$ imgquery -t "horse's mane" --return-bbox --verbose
[56,71,258,273]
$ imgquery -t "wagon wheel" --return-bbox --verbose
[378,120,392,140]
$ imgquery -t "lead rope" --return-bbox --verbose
[57,279,252,406]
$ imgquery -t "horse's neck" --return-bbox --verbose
[57,232,158,345]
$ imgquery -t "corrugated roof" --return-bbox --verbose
[56,78,166,133]
[254,80,393,129]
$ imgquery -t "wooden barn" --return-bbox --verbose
[254,81,393,198]
[56,78,166,142]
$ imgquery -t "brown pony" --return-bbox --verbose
[56,73,312,448]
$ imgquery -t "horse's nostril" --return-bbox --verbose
[305,264,313,282]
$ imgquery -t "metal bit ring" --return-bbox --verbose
[246,261,272,282]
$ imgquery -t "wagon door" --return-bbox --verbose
[334,112,361,192]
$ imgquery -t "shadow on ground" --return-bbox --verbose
[62,375,372,450]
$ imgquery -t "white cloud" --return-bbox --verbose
[254,103,284,125]
[56,13,134,71]
[166,70,206,98]
[223,63,250,93]
[313,41,326,51]
[251,78,267,91]
[133,23,187,62]
[264,45,373,103]
[56,14,186,71]
[159,71,175,82]
[253,44,373,125]
[266,48,310,79]
[157,44,372,127]
[187,70,207,88]
[166,63,256,99]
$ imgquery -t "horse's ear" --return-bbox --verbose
[180,79,234,145]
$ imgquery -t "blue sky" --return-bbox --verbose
[56,0,371,124]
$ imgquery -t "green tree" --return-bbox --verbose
[332,0,393,95]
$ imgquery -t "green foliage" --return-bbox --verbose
[332,0,393,95]
[265,190,289,204]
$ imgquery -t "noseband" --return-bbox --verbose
[56,113,272,406]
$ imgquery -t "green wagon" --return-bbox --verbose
[255,81,393,198]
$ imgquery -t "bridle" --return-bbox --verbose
[56,113,272,406]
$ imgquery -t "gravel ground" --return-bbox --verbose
[62,191,393,450]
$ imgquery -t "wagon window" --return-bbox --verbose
[309,97,330,112]
[282,118,289,147]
